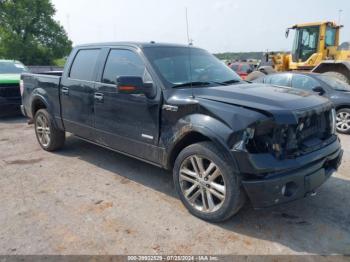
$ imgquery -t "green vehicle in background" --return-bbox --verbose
[0,60,28,116]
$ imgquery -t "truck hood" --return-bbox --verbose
[0,74,20,84]
[194,83,332,124]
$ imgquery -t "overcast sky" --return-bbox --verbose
[51,0,350,53]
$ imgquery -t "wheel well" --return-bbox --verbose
[168,132,210,169]
[31,99,47,117]
[313,63,350,79]
[335,105,350,111]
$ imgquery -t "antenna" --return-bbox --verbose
[66,13,71,36]
[186,8,190,44]
[338,9,343,25]
[186,7,194,98]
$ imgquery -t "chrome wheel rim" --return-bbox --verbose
[336,111,350,132]
[36,114,51,147]
[179,155,226,213]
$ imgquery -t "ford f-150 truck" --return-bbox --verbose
[21,42,343,222]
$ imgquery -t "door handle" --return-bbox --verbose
[94,92,104,102]
[61,87,69,95]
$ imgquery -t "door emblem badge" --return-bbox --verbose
[141,134,154,140]
[162,104,178,112]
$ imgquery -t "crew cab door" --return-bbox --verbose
[93,48,161,163]
[60,48,101,139]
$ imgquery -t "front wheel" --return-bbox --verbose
[34,109,65,151]
[336,108,350,134]
[173,142,245,222]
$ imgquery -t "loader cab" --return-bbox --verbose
[287,22,339,63]
[291,26,320,62]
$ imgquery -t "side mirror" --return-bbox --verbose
[312,86,325,95]
[247,68,253,74]
[117,76,156,98]
[285,28,290,38]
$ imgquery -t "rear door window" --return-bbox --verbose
[292,74,319,91]
[70,49,100,81]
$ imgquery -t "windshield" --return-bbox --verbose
[0,61,28,74]
[239,64,251,73]
[143,47,242,88]
[317,75,350,91]
[230,64,239,71]
[292,26,319,62]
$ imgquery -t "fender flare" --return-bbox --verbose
[30,93,50,117]
[164,115,240,174]
[29,92,61,129]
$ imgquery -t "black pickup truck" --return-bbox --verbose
[21,42,343,222]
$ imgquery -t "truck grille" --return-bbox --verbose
[285,109,333,157]
[0,84,21,98]
[247,108,334,159]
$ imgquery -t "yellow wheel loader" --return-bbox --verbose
[250,21,350,83]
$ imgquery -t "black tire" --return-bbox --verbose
[246,71,266,81]
[34,109,65,151]
[336,108,350,134]
[322,71,349,84]
[173,142,245,222]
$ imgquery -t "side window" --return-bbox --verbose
[252,76,265,83]
[263,75,273,84]
[292,75,319,91]
[269,74,290,87]
[325,27,336,47]
[102,49,146,84]
[70,49,100,81]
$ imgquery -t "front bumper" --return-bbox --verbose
[235,137,343,208]
[0,97,21,116]
[20,105,26,116]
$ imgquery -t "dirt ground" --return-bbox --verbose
[0,115,349,255]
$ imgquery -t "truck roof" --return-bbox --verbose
[74,42,195,49]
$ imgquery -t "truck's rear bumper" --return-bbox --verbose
[235,137,343,208]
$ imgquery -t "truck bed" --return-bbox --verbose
[21,72,62,123]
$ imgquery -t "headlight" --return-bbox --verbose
[232,128,255,151]
[331,108,336,134]
[20,80,24,96]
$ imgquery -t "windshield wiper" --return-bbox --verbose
[221,79,241,85]
[172,81,212,88]
[172,80,240,88]
[335,89,350,92]
[172,81,235,88]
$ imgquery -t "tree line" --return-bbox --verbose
[0,0,270,66]
[214,52,265,61]
[0,0,72,65]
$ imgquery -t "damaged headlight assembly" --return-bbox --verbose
[232,128,255,151]
[231,119,285,157]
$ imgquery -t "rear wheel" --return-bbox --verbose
[34,109,65,151]
[173,142,245,222]
[336,108,350,134]
[322,71,349,84]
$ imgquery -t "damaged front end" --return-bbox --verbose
[231,103,343,208]
[245,107,336,160]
